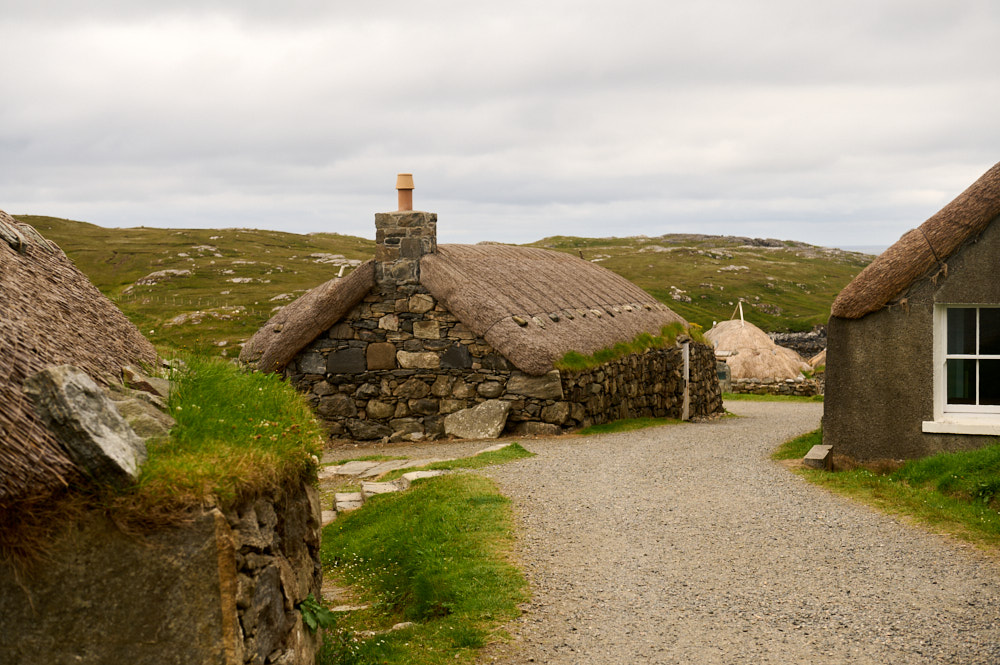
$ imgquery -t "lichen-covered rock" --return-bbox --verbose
[444,400,510,439]
[23,365,147,485]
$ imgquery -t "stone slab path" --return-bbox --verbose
[475,401,1000,664]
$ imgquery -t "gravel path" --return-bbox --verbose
[473,401,1000,664]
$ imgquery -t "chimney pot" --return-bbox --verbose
[396,173,414,211]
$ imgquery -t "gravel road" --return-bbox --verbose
[472,401,1000,664]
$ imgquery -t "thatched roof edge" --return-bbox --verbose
[1,211,157,507]
[832,161,1000,319]
[238,260,376,373]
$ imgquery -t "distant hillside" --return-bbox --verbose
[529,235,872,332]
[17,216,872,357]
[18,215,375,357]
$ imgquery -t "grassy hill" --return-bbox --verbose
[16,215,872,357]
[528,234,872,332]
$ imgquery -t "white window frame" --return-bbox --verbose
[923,304,1000,435]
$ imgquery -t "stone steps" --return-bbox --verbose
[318,443,513,524]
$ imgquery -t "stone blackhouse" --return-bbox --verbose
[826,160,1000,460]
[241,180,723,440]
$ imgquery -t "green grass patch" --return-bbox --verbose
[380,443,534,482]
[318,474,528,665]
[327,455,408,464]
[578,417,684,436]
[554,322,698,371]
[125,356,325,511]
[775,430,1000,550]
[892,444,1000,507]
[771,427,823,460]
[723,392,824,402]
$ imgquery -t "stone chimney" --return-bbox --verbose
[375,173,437,288]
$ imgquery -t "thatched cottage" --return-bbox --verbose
[825,161,1000,460]
[240,177,723,439]
[0,211,320,665]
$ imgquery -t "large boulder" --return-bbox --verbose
[506,370,564,400]
[22,365,147,485]
[444,400,511,440]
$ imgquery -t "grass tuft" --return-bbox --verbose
[554,323,703,371]
[379,443,534,482]
[578,417,684,436]
[127,356,325,511]
[724,392,824,402]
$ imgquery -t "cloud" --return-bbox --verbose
[1,0,998,248]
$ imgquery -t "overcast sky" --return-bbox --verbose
[2,1,998,249]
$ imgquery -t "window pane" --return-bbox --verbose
[982,360,1000,406]
[981,309,1000,355]
[947,359,976,404]
[948,308,977,354]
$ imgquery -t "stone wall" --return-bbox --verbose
[286,292,724,440]
[227,481,323,665]
[729,376,824,397]
[768,327,827,358]
[561,342,722,425]
[0,480,321,665]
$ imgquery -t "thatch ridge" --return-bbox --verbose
[1,210,157,508]
[239,260,376,373]
[421,245,686,375]
[832,161,1000,319]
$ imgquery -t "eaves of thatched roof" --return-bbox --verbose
[0,210,157,508]
[240,260,376,373]
[241,244,686,376]
[832,161,1000,319]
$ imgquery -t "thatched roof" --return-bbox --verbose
[241,244,685,376]
[422,245,685,375]
[705,319,809,380]
[0,211,157,508]
[809,348,826,368]
[240,260,376,373]
[832,161,1000,319]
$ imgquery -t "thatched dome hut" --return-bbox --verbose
[705,319,809,380]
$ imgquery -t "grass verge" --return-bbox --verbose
[318,474,528,665]
[774,429,1000,550]
[578,417,684,436]
[379,443,534,482]
[724,392,824,402]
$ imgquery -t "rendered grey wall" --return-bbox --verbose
[825,216,1000,460]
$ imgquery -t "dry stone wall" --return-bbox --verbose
[285,279,724,439]
[561,342,723,425]
[729,376,824,397]
[0,480,322,665]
